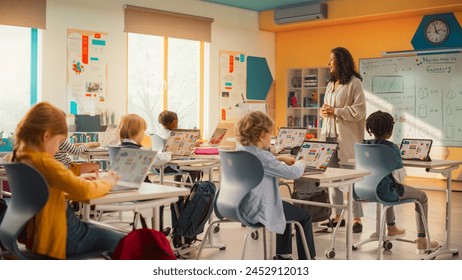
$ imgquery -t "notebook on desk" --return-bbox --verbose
[164,129,200,158]
[276,127,307,154]
[295,140,338,175]
[109,148,157,192]
[399,138,432,161]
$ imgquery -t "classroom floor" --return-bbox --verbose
[100,176,462,260]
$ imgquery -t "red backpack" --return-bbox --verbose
[112,215,176,260]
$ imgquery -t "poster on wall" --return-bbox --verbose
[67,28,108,119]
[219,50,247,123]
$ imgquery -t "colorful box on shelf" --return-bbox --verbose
[0,138,13,152]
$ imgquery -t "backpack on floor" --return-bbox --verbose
[112,214,176,260]
[172,181,216,247]
[292,178,332,223]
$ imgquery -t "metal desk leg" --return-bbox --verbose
[346,184,353,260]
[423,168,459,259]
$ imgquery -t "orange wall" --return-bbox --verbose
[274,11,462,127]
[273,5,462,179]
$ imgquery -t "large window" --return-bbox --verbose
[127,33,203,134]
[0,25,39,136]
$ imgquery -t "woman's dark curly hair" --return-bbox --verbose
[329,47,362,84]
[366,110,395,140]
[236,111,273,146]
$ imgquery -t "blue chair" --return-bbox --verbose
[195,150,310,260]
[353,143,431,259]
[0,162,110,259]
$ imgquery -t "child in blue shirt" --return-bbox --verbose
[365,110,438,254]
[236,111,316,260]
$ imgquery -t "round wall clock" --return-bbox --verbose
[425,19,450,45]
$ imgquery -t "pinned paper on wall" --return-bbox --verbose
[219,50,247,123]
[67,28,108,117]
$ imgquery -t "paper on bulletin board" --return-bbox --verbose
[219,50,247,123]
[67,29,108,117]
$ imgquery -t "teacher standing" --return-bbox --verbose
[320,47,366,233]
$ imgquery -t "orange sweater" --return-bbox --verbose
[16,151,112,259]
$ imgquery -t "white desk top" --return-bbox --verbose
[86,182,189,205]
[301,167,371,183]
[169,157,220,166]
[402,159,462,168]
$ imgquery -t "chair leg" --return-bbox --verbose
[262,228,267,260]
[287,220,311,260]
[195,219,221,259]
[378,205,389,260]
[353,203,381,249]
[242,229,250,259]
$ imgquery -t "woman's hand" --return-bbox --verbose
[321,104,335,117]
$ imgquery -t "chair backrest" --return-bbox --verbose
[150,134,166,152]
[0,163,49,259]
[107,145,124,163]
[353,143,400,203]
[216,150,265,227]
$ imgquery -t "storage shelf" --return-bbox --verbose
[286,67,329,138]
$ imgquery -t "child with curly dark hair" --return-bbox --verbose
[365,110,439,254]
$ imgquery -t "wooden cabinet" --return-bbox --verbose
[286,67,329,139]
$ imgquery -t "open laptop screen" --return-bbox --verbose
[109,148,157,190]
[400,138,432,161]
[295,141,338,172]
[208,127,228,146]
[164,129,200,156]
[276,127,307,150]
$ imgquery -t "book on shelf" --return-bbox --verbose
[303,115,318,129]
[303,75,317,87]
[70,132,99,144]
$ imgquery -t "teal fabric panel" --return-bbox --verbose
[247,56,273,101]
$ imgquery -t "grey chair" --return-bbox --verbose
[196,150,309,260]
[0,162,110,259]
[352,143,431,259]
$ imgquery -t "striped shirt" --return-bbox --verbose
[54,140,86,168]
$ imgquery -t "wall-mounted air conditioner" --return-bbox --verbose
[274,2,327,24]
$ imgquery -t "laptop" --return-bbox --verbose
[207,127,228,147]
[109,148,157,192]
[98,125,119,148]
[399,138,432,161]
[295,140,338,175]
[164,129,201,157]
[276,127,307,153]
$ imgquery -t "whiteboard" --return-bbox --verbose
[359,53,462,147]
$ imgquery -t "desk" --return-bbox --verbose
[82,182,190,230]
[283,168,370,260]
[81,149,110,162]
[160,156,221,186]
[403,159,462,259]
